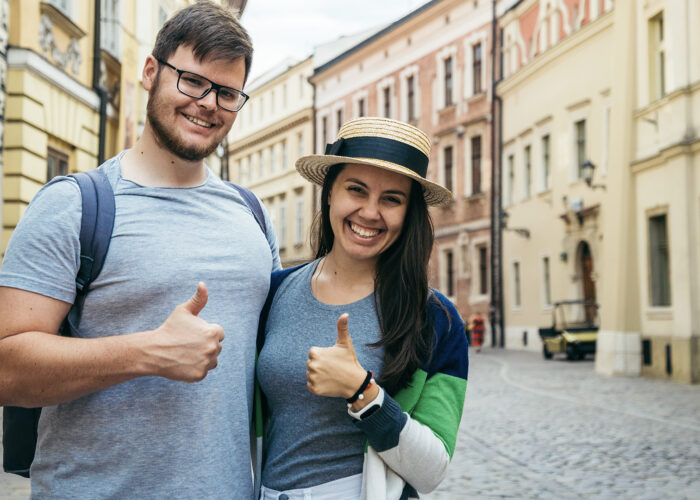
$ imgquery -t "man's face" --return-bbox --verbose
[144,46,246,162]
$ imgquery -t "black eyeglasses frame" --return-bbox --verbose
[155,58,249,112]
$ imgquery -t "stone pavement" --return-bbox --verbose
[2,349,698,499]
[423,349,700,500]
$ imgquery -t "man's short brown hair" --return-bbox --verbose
[152,1,253,82]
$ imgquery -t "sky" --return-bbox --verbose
[241,0,429,80]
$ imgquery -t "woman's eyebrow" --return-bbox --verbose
[345,178,408,198]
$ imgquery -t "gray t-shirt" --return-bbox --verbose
[0,153,281,499]
[257,261,384,490]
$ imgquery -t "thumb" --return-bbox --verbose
[183,282,208,316]
[336,313,353,348]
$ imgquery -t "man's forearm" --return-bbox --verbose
[0,330,153,407]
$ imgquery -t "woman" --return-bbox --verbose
[255,117,469,500]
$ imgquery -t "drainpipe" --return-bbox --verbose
[489,0,504,348]
[93,0,107,165]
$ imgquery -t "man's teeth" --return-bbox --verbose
[350,222,379,237]
[185,115,213,128]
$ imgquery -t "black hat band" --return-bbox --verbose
[324,136,429,178]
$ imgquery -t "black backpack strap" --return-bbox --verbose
[63,170,116,336]
[256,264,308,353]
[225,181,267,235]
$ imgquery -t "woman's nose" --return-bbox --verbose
[358,198,380,220]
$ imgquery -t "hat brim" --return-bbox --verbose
[295,154,453,207]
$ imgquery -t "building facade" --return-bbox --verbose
[497,0,699,383]
[227,56,315,267]
[310,0,496,329]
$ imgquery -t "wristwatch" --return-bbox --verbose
[348,386,385,420]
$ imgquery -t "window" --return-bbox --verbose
[158,6,168,27]
[507,154,515,205]
[478,245,488,295]
[524,145,531,198]
[649,12,666,100]
[259,96,264,120]
[299,74,305,98]
[383,87,391,118]
[235,159,242,183]
[445,250,455,297]
[298,133,304,157]
[269,145,276,173]
[471,136,482,195]
[575,119,586,179]
[282,140,288,170]
[444,57,453,107]
[101,0,121,58]
[542,256,552,306]
[473,43,483,94]
[443,146,453,193]
[336,108,343,133]
[278,200,287,250]
[322,116,328,146]
[358,98,366,117]
[282,83,288,108]
[649,214,671,306]
[257,151,263,178]
[47,148,68,181]
[294,195,304,245]
[513,262,521,307]
[48,0,70,14]
[542,134,551,190]
[407,75,416,121]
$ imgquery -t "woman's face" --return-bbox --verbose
[327,163,412,265]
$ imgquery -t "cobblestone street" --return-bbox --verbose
[2,349,699,499]
[424,350,700,500]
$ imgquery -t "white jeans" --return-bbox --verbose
[260,473,362,500]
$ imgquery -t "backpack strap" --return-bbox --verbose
[256,263,308,353]
[63,170,116,336]
[225,181,267,235]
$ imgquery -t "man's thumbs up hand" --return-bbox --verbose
[183,282,208,316]
[306,313,367,399]
[148,282,225,383]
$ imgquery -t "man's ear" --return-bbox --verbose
[142,55,159,91]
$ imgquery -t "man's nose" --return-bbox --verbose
[198,88,218,109]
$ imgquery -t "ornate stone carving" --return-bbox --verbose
[38,14,82,75]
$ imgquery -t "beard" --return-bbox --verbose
[146,73,228,162]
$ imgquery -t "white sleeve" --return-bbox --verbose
[376,414,450,493]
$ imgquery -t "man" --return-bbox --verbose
[0,2,280,497]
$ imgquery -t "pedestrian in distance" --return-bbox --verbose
[255,117,469,499]
[0,2,280,498]
[468,313,485,353]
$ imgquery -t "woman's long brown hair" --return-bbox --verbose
[311,164,435,395]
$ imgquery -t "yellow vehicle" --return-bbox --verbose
[539,300,599,361]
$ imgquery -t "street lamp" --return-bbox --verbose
[581,160,606,190]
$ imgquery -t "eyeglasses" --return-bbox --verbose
[155,58,249,112]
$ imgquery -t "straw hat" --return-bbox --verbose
[295,117,453,206]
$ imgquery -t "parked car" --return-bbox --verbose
[538,300,599,360]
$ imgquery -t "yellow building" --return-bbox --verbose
[227,56,315,267]
[2,0,139,254]
[498,0,699,383]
